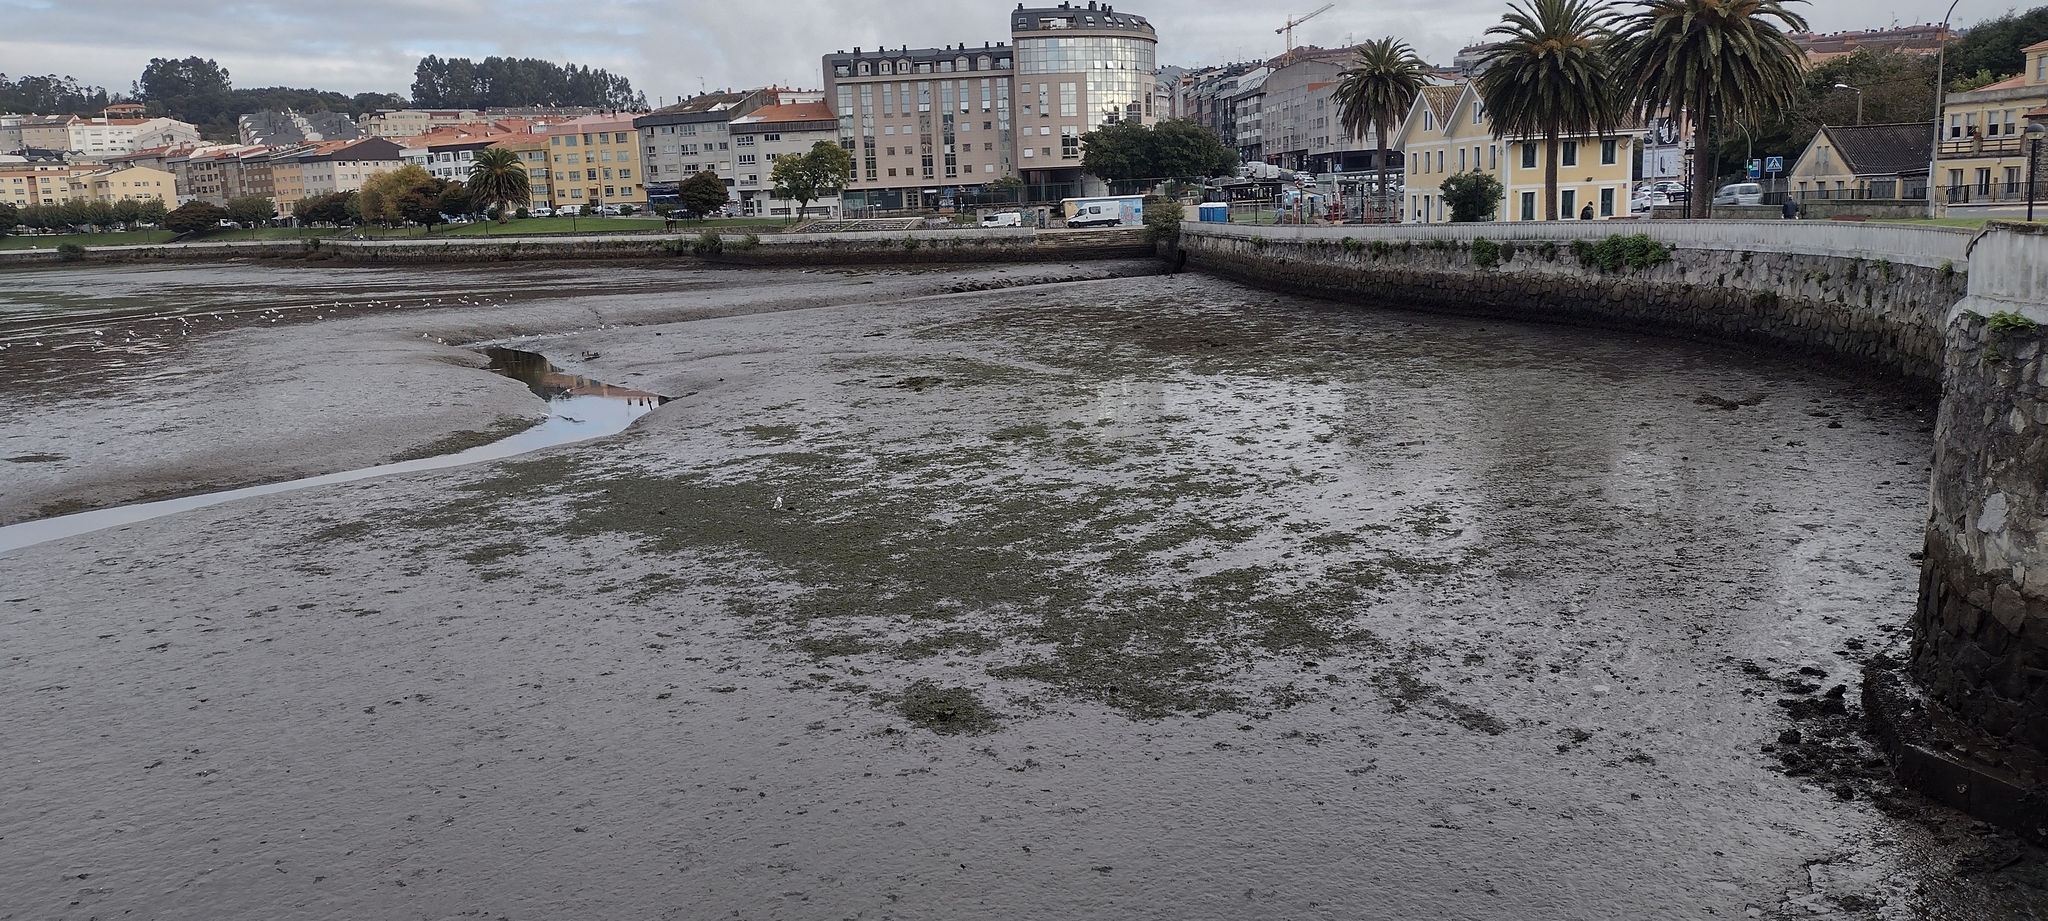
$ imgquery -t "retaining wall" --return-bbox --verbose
[0,227,1151,268]
[1178,219,2048,779]
[1177,221,1967,381]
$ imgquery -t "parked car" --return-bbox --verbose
[1712,182,1764,206]
[528,206,554,218]
[980,211,1023,227]
[597,204,624,216]
[1653,180,1690,203]
[1630,190,1671,213]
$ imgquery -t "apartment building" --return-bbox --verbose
[539,113,647,209]
[825,42,1017,211]
[636,90,755,201]
[11,115,202,158]
[0,164,91,207]
[67,165,176,205]
[486,134,555,211]
[1008,2,1159,187]
[1933,39,2048,206]
[361,109,485,137]
[729,93,843,217]
[270,137,406,214]
[1396,82,1637,223]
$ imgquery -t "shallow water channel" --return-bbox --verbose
[0,348,659,553]
[0,264,2041,920]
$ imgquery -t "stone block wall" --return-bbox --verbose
[1177,228,1965,382]
[1913,312,2048,751]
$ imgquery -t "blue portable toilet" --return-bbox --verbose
[1198,202,1229,223]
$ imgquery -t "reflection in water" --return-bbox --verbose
[0,349,664,554]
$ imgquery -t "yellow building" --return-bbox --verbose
[1785,123,1929,200]
[68,165,176,204]
[541,114,646,210]
[1934,39,2048,206]
[487,134,554,211]
[0,165,91,208]
[1395,82,1637,223]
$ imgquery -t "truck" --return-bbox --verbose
[979,211,1023,227]
[1061,195,1144,228]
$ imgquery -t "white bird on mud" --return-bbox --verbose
[773,494,785,511]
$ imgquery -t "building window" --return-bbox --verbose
[1600,139,1617,165]
[1561,141,1578,167]
[1521,143,1536,169]
[1521,190,1536,220]
[1599,187,1614,217]
[1561,189,1576,215]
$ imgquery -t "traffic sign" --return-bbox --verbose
[1764,156,1786,173]
[1747,159,1763,179]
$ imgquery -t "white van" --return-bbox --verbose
[980,211,1022,227]
[1713,182,1764,206]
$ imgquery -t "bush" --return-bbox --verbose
[56,243,86,262]
[1538,241,1559,262]
[1340,236,1362,252]
[1142,196,1184,244]
[1439,171,1504,222]
[1471,237,1502,269]
[691,230,723,256]
[1986,310,2039,334]
[1573,234,1670,272]
[617,204,636,216]
[515,207,531,219]
[736,232,761,250]
[1369,240,1393,259]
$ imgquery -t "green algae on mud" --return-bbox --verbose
[387,415,542,462]
[365,421,1480,722]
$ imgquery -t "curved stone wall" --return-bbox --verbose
[1178,220,2044,763]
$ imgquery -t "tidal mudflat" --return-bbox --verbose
[1,262,2041,920]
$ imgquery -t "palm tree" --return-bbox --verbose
[467,146,531,224]
[1475,0,1621,220]
[1333,37,1432,222]
[1612,0,1808,218]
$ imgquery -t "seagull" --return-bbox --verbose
[772,494,785,511]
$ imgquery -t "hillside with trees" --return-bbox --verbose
[132,57,404,140]
[0,74,115,116]
[410,56,645,110]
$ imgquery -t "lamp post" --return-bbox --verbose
[1832,83,1864,126]
[2027,121,2046,222]
[1928,0,1962,219]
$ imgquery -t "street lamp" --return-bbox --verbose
[1833,83,1864,126]
[1928,0,1962,219]
[2027,121,2046,222]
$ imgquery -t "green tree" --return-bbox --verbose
[298,190,357,226]
[0,202,18,237]
[770,141,854,219]
[1477,0,1622,221]
[1713,46,1936,186]
[411,55,646,109]
[135,57,232,126]
[436,184,475,220]
[137,199,168,226]
[1943,7,2048,87]
[111,198,142,229]
[1079,120,1153,181]
[1613,0,1809,218]
[1335,37,1432,219]
[0,74,115,117]
[678,170,730,219]
[81,199,115,229]
[466,146,531,224]
[1441,171,1506,221]
[1152,119,1238,178]
[359,164,437,226]
[225,194,276,226]
[164,200,230,235]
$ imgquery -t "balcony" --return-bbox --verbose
[1938,135,2025,158]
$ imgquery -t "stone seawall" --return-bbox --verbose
[1177,223,1966,381]
[1914,312,2048,753]
[0,228,1152,269]
[1178,219,2048,832]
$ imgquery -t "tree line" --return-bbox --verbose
[410,56,645,111]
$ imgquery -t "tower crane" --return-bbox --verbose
[1277,4,1336,64]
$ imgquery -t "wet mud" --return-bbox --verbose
[0,264,2043,920]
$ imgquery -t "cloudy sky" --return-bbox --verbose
[0,0,2022,103]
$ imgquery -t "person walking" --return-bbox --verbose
[1579,202,1594,220]
[1781,197,1800,220]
